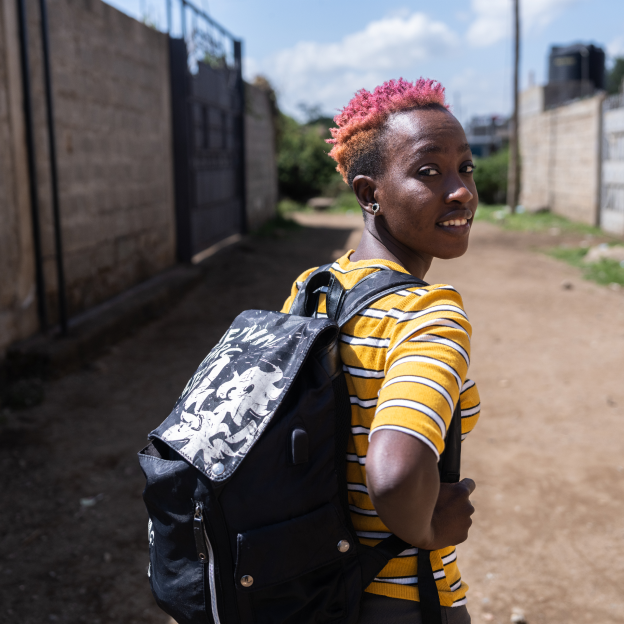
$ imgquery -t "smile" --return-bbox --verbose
[438,218,468,227]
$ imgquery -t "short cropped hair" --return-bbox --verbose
[327,78,449,186]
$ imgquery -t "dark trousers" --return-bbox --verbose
[356,593,471,624]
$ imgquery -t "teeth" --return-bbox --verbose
[439,218,468,227]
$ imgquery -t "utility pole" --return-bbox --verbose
[507,0,520,213]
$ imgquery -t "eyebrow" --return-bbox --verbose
[414,142,472,156]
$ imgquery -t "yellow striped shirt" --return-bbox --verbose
[281,252,481,608]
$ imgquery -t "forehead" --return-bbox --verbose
[384,108,469,157]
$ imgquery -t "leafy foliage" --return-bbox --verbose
[472,148,508,205]
[276,114,340,202]
[607,58,624,95]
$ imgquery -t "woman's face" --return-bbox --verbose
[370,108,477,261]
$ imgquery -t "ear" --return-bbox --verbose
[352,175,379,218]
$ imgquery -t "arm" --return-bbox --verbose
[367,429,475,550]
[366,286,478,549]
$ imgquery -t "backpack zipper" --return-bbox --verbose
[194,502,222,624]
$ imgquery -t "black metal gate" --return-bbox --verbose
[170,3,246,262]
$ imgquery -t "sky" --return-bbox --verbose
[105,0,624,123]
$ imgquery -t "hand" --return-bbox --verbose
[422,478,476,551]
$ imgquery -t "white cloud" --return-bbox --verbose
[607,34,624,60]
[467,0,581,48]
[246,12,458,117]
[447,66,510,124]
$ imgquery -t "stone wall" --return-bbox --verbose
[520,86,604,225]
[245,83,277,231]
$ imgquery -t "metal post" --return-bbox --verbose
[166,0,172,33]
[39,0,68,335]
[234,39,247,234]
[581,46,589,97]
[507,0,520,213]
[16,0,48,331]
[180,0,185,39]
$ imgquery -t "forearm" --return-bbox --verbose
[366,429,440,548]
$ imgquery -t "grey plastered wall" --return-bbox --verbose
[245,84,277,231]
[520,86,604,226]
[0,0,39,354]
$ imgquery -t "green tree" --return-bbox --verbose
[607,58,624,95]
[276,113,338,201]
[473,148,509,205]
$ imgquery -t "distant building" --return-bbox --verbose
[464,115,510,158]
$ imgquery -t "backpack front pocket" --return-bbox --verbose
[139,443,212,624]
[235,503,356,624]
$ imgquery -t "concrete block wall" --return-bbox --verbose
[0,0,39,355]
[41,0,176,316]
[520,86,603,226]
[0,0,279,358]
[600,101,624,236]
[0,0,176,355]
[245,83,277,231]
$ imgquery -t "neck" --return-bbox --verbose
[350,217,432,280]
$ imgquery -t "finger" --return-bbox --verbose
[460,477,476,495]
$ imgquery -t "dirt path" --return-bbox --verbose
[1,214,623,624]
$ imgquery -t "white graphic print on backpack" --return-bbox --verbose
[152,312,298,482]
[161,363,284,467]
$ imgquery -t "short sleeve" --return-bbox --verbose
[459,379,481,440]
[370,286,473,459]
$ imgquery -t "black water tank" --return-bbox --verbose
[548,43,605,89]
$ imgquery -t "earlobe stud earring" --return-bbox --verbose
[371,203,380,215]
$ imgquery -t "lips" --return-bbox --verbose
[436,209,473,229]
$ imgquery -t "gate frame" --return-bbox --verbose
[169,2,246,263]
[600,93,624,236]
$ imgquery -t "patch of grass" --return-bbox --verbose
[277,190,363,216]
[277,198,305,215]
[329,192,361,213]
[253,212,302,238]
[475,205,603,236]
[548,246,624,287]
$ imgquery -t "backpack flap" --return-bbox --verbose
[150,309,339,484]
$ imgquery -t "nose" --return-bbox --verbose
[445,179,474,204]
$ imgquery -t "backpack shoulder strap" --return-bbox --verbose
[289,264,333,317]
[334,269,428,327]
[290,265,427,322]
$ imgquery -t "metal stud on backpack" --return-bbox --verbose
[139,266,461,624]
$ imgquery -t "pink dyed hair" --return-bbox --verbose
[327,78,449,184]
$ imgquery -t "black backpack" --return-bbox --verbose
[139,266,462,624]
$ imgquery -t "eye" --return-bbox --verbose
[461,163,476,174]
[418,166,440,177]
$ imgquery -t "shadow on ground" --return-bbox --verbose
[0,223,354,624]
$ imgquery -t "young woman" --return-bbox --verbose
[282,79,481,624]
